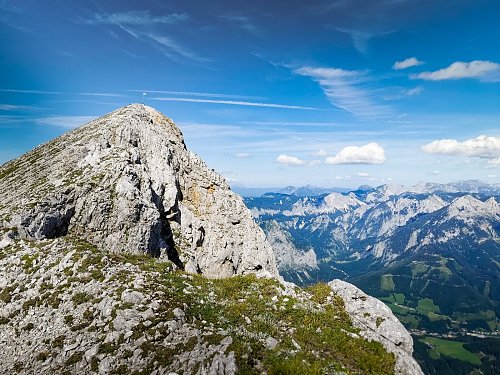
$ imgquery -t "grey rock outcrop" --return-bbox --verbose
[329,280,423,375]
[0,104,277,278]
[0,104,423,374]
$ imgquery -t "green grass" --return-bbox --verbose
[397,314,420,328]
[393,293,405,304]
[420,337,481,366]
[427,311,448,322]
[387,303,412,316]
[380,274,395,291]
[416,298,440,314]
[411,262,429,276]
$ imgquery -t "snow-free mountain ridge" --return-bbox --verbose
[0,104,422,374]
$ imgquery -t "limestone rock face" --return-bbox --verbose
[0,104,277,278]
[329,280,423,375]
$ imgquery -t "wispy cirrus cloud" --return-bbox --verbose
[132,89,265,101]
[79,92,125,97]
[0,104,39,111]
[151,97,317,110]
[393,57,424,70]
[35,116,96,128]
[0,89,61,95]
[294,66,391,119]
[79,11,208,63]
[145,33,210,63]
[384,86,423,100]
[0,0,22,13]
[412,60,500,82]
[334,28,393,55]
[220,15,263,37]
[81,11,188,26]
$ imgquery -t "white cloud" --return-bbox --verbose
[79,92,125,97]
[405,87,423,96]
[236,152,251,158]
[82,11,188,26]
[384,86,423,100]
[276,154,306,166]
[312,149,328,157]
[294,67,391,119]
[131,90,265,101]
[80,12,207,63]
[145,33,210,63]
[221,15,262,37]
[488,158,500,166]
[336,28,372,55]
[0,104,36,111]
[357,172,370,177]
[276,155,321,167]
[0,89,61,95]
[35,116,96,128]
[393,57,424,70]
[421,135,500,159]
[412,60,500,82]
[325,143,386,164]
[487,174,497,178]
[152,97,316,110]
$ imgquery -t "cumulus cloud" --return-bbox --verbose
[421,135,500,160]
[276,154,306,166]
[412,60,500,82]
[325,143,386,165]
[393,57,424,70]
[276,154,320,167]
[357,172,370,177]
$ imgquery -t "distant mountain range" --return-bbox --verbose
[233,180,500,197]
[231,184,350,197]
[244,181,500,373]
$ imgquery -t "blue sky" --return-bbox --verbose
[1,0,499,188]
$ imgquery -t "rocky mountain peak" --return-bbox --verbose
[0,104,277,278]
[447,194,500,219]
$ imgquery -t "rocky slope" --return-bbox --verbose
[0,234,403,374]
[0,104,276,278]
[0,104,421,374]
[330,280,423,375]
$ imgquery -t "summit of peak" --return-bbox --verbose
[81,103,185,145]
[0,105,278,279]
